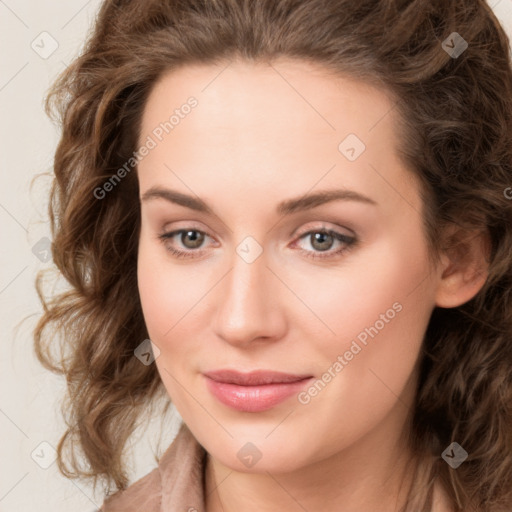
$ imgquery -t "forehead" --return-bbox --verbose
[140,58,397,140]
[137,59,420,217]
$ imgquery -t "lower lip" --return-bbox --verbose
[204,376,313,412]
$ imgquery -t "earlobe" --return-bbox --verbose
[434,228,490,309]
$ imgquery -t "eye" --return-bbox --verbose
[293,228,357,260]
[158,228,214,259]
[157,226,357,261]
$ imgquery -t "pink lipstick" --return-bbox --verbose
[203,369,313,412]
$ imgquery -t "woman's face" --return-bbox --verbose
[136,59,441,473]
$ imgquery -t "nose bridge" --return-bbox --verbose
[213,238,284,345]
[224,243,269,319]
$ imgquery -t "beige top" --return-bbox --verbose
[100,423,207,512]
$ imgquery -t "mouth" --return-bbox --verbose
[202,369,314,412]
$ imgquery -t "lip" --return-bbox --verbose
[203,369,314,412]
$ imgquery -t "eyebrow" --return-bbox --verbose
[140,186,377,215]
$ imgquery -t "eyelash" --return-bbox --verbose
[157,226,357,261]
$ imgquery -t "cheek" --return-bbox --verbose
[136,233,218,384]
[288,235,434,454]
[291,233,436,422]
[295,233,434,346]
[137,231,203,334]
[137,235,184,339]
[318,232,434,403]
[137,239,196,407]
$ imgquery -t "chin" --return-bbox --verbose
[196,422,318,473]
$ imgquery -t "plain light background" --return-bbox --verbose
[1,1,511,511]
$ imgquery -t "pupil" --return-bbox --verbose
[183,230,203,248]
[312,232,332,251]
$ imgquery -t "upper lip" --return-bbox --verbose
[203,369,313,386]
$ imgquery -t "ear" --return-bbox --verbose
[434,225,490,308]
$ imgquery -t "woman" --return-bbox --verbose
[34,0,512,511]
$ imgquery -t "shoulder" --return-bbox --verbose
[99,466,162,512]
[99,423,206,512]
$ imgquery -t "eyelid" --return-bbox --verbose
[292,221,356,239]
[160,221,217,240]
[159,226,218,247]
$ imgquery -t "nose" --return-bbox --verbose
[212,244,287,348]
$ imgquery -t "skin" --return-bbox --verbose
[136,59,487,512]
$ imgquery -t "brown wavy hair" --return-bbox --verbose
[33,0,512,510]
